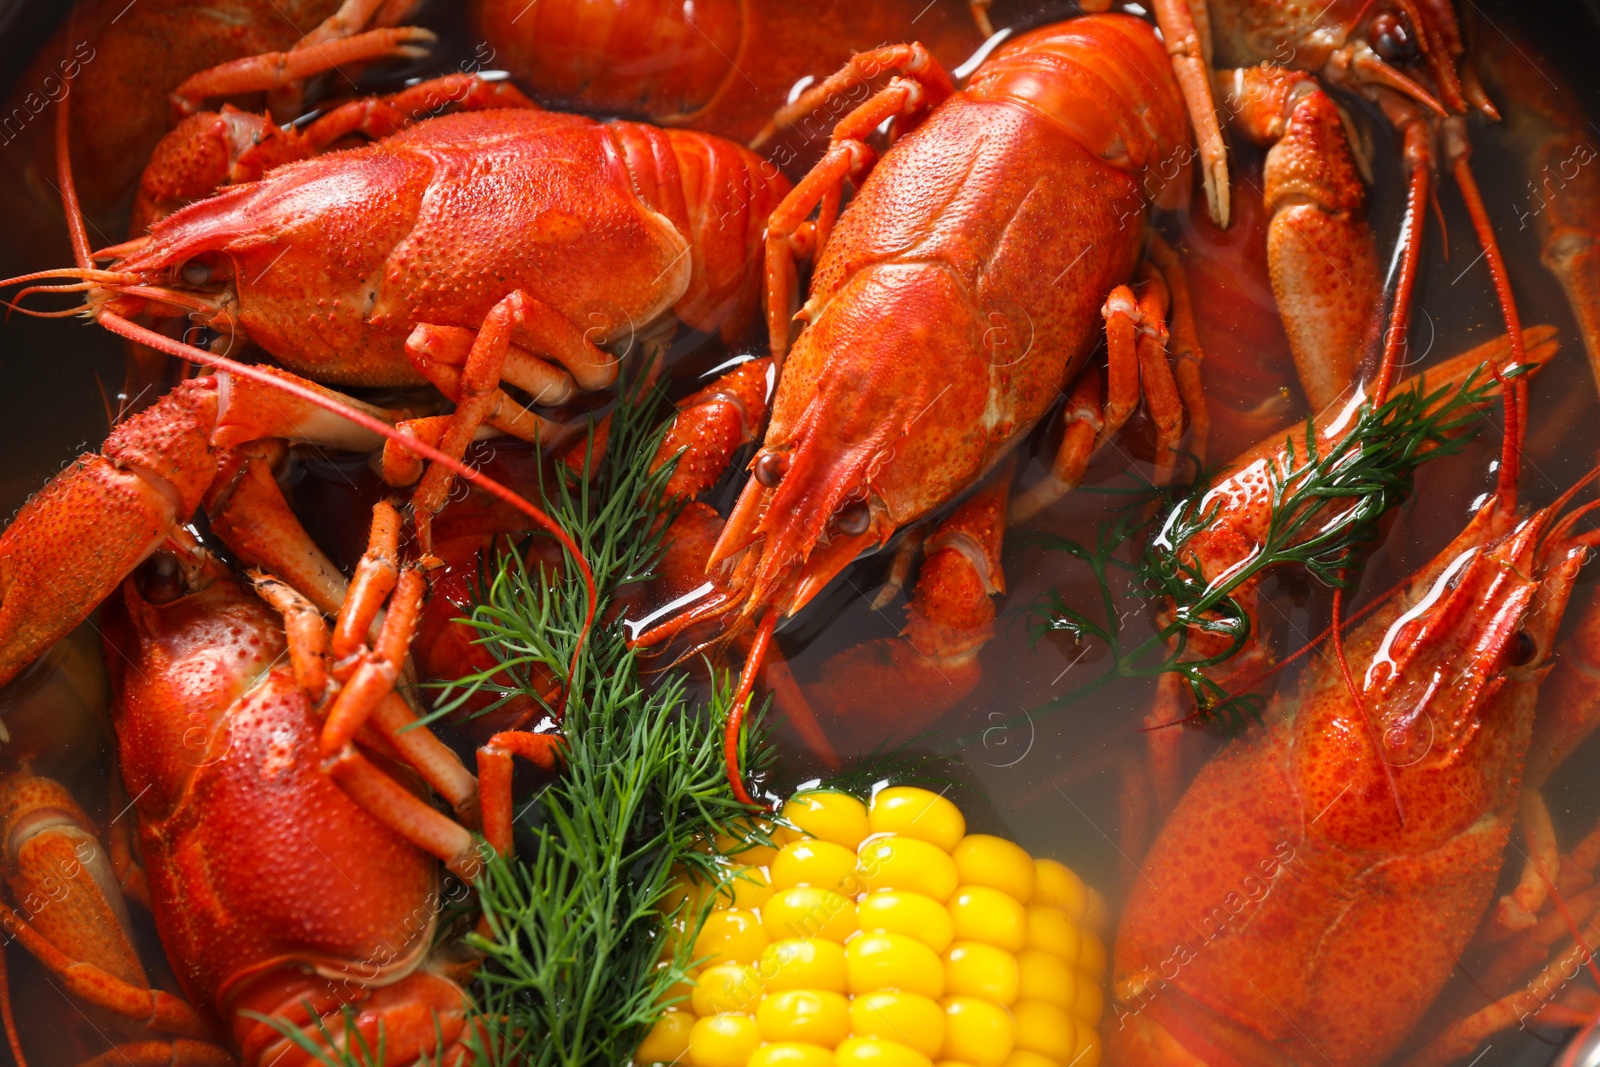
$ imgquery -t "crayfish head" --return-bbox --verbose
[87,226,240,330]
[101,537,284,733]
[1286,488,1598,852]
[1352,481,1600,772]
[0,231,239,333]
[1322,0,1474,117]
[707,439,894,627]
[630,439,895,656]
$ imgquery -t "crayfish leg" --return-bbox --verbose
[477,732,564,859]
[757,43,955,358]
[249,502,485,867]
[0,773,224,1063]
[169,25,437,119]
[1014,256,1201,522]
[805,460,1013,747]
[208,442,350,618]
[1223,65,1381,413]
[1152,0,1231,227]
[407,291,619,550]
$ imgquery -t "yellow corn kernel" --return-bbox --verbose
[941,996,1015,1067]
[858,890,955,953]
[761,937,848,993]
[718,865,773,911]
[944,941,1019,1005]
[1013,1000,1075,1062]
[763,886,859,943]
[1025,906,1081,964]
[693,909,769,966]
[1073,1019,1102,1067]
[952,835,1035,902]
[781,790,872,850]
[837,1037,936,1067]
[1001,1053,1059,1067]
[869,787,966,851]
[771,839,859,892]
[937,1063,980,1067]
[757,988,852,1045]
[950,887,1028,951]
[850,991,946,1058]
[1016,949,1077,1011]
[1072,975,1104,1025]
[1029,859,1087,919]
[634,1009,694,1064]
[748,1044,836,1067]
[688,1014,761,1067]
[1077,932,1107,980]
[740,844,781,868]
[692,963,764,1016]
[846,932,946,998]
[859,836,959,901]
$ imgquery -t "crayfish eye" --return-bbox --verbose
[179,258,215,287]
[754,452,790,488]
[834,501,871,536]
[1508,631,1538,667]
[1370,12,1419,63]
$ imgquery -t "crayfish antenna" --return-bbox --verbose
[56,75,92,273]
[0,935,26,1067]
[725,607,779,809]
[0,269,140,317]
[1445,117,1530,517]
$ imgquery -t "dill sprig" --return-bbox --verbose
[466,669,769,1066]
[421,387,685,724]
[1026,366,1501,732]
[450,377,772,1066]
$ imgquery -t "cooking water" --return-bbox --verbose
[0,1,1598,1064]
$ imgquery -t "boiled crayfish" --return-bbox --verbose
[1111,460,1600,1065]
[100,539,480,1067]
[0,58,788,694]
[633,14,1203,793]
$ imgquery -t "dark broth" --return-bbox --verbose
[1,1,1599,1064]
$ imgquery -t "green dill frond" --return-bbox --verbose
[1021,366,1499,732]
[421,385,685,727]
[468,670,770,1066]
[439,368,773,1066]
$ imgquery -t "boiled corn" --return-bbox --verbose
[636,787,1108,1067]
